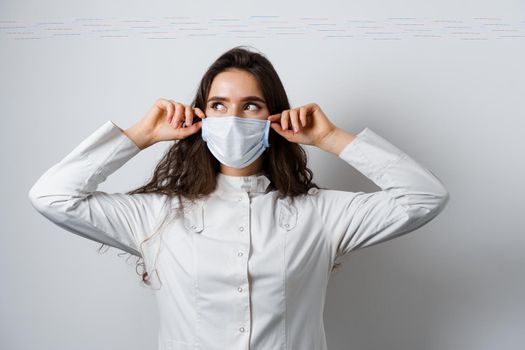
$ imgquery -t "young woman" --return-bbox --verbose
[28,46,449,350]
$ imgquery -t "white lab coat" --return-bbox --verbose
[28,120,449,350]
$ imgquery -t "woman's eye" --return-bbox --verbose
[211,102,224,110]
[245,103,260,111]
[210,102,260,111]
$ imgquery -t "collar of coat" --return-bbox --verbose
[215,172,271,194]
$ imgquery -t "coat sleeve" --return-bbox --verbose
[28,120,166,257]
[311,127,450,257]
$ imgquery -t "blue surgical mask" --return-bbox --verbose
[201,115,271,169]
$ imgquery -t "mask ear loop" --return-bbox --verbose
[263,120,271,148]
[200,118,207,142]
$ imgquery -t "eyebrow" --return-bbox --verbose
[207,96,266,104]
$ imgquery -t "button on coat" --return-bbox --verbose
[28,120,450,350]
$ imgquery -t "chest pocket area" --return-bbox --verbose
[183,201,204,234]
[278,197,298,231]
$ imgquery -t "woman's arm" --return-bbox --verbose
[28,120,166,257]
[311,127,450,257]
[28,99,206,257]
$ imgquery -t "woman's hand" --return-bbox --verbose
[267,103,338,147]
[267,103,356,155]
[124,98,206,149]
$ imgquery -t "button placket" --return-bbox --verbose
[236,246,246,294]
[234,192,251,339]
[237,194,250,236]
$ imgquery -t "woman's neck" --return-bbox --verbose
[219,157,264,176]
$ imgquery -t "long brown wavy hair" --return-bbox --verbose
[97,45,342,287]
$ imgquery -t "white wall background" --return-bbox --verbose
[2,1,524,349]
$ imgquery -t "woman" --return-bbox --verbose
[28,46,449,350]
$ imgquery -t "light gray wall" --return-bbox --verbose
[2,1,524,349]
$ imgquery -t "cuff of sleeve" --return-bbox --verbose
[338,127,406,181]
[75,120,142,178]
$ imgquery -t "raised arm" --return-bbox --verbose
[27,120,166,256]
[312,127,450,257]
[28,99,207,256]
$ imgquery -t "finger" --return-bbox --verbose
[282,110,290,131]
[193,107,206,120]
[306,103,318,118]
[290,109,300,133]
[270,121,284,135]
[173,103,184,129]
[271,120,294,139]
[299,107,307,128]
[179,120,203,138]
[185,105,193,127]
[165,99,175,124]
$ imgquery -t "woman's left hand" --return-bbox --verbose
[267,103,338,147]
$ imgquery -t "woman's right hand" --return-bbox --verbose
[124,98,206,149]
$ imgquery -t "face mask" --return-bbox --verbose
[201,115,271,169]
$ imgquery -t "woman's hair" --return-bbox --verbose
[97,45,342,287]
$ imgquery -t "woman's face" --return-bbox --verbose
[205,68,269,120]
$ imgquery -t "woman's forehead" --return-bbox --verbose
[209,70,263,98]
